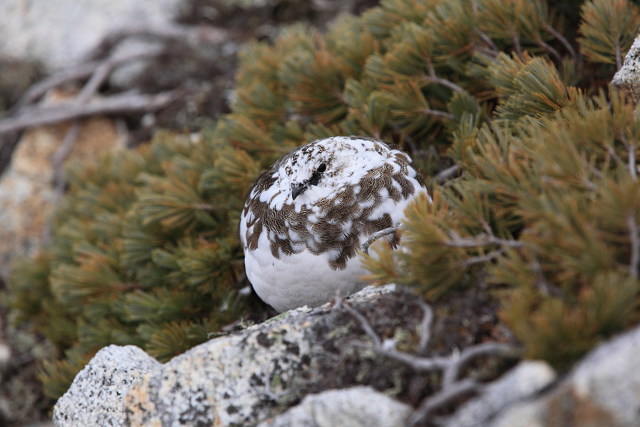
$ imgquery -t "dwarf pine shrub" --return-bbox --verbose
[5,0,640,396]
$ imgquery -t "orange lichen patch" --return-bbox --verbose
[0,95,125,277]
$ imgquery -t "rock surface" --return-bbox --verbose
[446,361,556,427]
[491,325,640,427]
[258,386,412,427]
[53,284,430,426]
[52,345,161,426]
[52,282,640,427]
[123,284,416,426]
[0,0,183,71]
[612,35,640,97]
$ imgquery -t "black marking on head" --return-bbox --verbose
[291,162,327,200]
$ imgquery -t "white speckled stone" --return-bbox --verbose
[446,361,556,427]
[258,386,412,427]
[53,345,161,427]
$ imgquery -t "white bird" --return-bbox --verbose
[239,136,428,312]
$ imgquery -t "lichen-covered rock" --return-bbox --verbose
[490,325,640,427]
[258,386,412,427]
[53,345,161,426]
[123,284,421,426]
[446,361,556,427]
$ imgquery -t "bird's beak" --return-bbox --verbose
[291,182,307,200]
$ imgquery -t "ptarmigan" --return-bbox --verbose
[239,136,428,312]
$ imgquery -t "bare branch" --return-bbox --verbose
[511,29,523,58]
[421,108,456,121]
[87,23,230,60]
[423,74,466,94]
[15,51,157,110]
[417,300,434,352]
[43,121,83,242]
[628,214,640,279]
[442,342,520,387]
[52,121,81,194]
[475,29,500,57]
[341,302,382,347]
[341,300,521,426]
[343,300,520,376]
[531,258,563,298]
[458,250,503,267]
[192,203,218,212]
[0,90,182,134]
[604,143,624,169]
[543,24,577,63]
[434,164,461,184]
[536,35,562,64]
[424,60,466,94]
[445,231,524,249]
[629,145,637,181]
[407,378,481,427]
[362,225,403,254]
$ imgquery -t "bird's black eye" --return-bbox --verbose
[317,163,326,173]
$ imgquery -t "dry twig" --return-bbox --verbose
[362,225,404,254]
[340,300,520,426]
[0,90,181,134]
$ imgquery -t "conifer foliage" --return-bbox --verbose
[5,0,640,396]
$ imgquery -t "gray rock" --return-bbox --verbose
[0,0,183,71]
[446,361,556,427]
[258,386,412,427]
[612,35,640,98]
[124,284,408,426]
[53,345,161,427]
[491,325,640,427]
[54,284,429,426]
